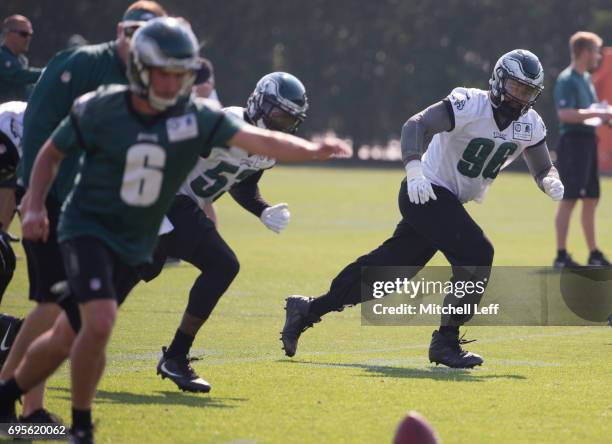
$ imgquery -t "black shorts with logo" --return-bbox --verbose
[22,196,66,303]
[556,131,600,199]
[60,236,141,332]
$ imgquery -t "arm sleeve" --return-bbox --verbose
[400,100,453,164]
[522,141,559,191]
[199,106,246,156]
[50,92,96,156]
[0,60,41,86]
[228,170,270,217]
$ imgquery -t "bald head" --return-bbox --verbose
[2,14,34,55]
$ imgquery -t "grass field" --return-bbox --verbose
[3,166,611,443]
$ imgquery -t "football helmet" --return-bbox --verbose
[128,17,201,111]
[0,101,26,182]
[246,72,308,134]
[489,49,544,121]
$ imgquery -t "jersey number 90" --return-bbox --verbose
[120,144,166,206]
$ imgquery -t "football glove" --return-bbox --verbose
[542,177,564,201]
[260,203,290,233]
[405,160,437,204]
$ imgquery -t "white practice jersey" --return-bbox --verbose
[0,101,27,157]
[177,106,276,209]
[422,87,546,203]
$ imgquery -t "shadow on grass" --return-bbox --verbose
[49,387,245,408]
[282,360,526,382]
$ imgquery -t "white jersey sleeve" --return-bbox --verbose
[422,88,547,203]
[176,106,276,209]
[0,101,27,157]
[446,87,483,131]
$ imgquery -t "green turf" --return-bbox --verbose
[3,166,611,443]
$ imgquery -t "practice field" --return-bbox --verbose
[3,166,611,443]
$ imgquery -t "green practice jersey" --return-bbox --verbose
[21,41,127,200]
[0,44,41,102]
[553,67,598,135]
[51,85,244,265]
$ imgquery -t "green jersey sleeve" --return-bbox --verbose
[553,77,576,110]
[51,91,97,156]
[197,101,245,155]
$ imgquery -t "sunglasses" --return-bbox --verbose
[9,29,33,38]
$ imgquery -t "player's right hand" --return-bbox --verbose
[405,160,437,204]
[313,138,353,160]
[20,192,49,242]
[542,176,564,201]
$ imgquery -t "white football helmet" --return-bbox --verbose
[489,49,544,120]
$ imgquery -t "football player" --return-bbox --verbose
[0,17,350,443]
[0,102,25,368]
[281,49,564,369]
[143,72,307,393]
[0,1,166,426]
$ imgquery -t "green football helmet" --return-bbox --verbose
[246,72,308,134]
[128,17,201,110]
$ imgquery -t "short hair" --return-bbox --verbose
[124,1,167,17]
[2,15,30,33]
[569,31,603,60]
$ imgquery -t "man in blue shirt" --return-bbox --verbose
[553,31,611,268]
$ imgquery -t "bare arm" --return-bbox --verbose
[21,140,65,241]
[401,100,454,165]
[557,107,611,124]
[522,141,559,192]
[228,124,351,161]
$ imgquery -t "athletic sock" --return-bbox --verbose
[0,378,24,410]
[166,329,195,358]
[557,249,567,258]
[72,407,92,430]
[439,325,459,336]
[309,294,337,318]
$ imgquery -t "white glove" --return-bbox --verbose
[405,160,437,204]
[260,203,291,233]
[542,177,564,201]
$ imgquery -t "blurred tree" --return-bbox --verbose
[3,0,611,149]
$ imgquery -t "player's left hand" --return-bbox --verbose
[261,203,291,233]
[542,177,564,201]
[20,192,50,241]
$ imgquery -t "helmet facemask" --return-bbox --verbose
[127,18,201,112]
[489,49,544,121]
[258,95,305,134]
[246,73,308,134]
[137,64,197,111]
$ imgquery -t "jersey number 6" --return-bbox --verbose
[120,144,166,206]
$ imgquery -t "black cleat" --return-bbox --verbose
[69,426,94,444]
[20,408,64,425]
[281,296,321,357]
[0,402,17,438]
[428,330,483,369]
[553,253,581,270]
[587,250,611,267]
[156,346,211,393]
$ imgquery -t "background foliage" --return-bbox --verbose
[4,0,612,148]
